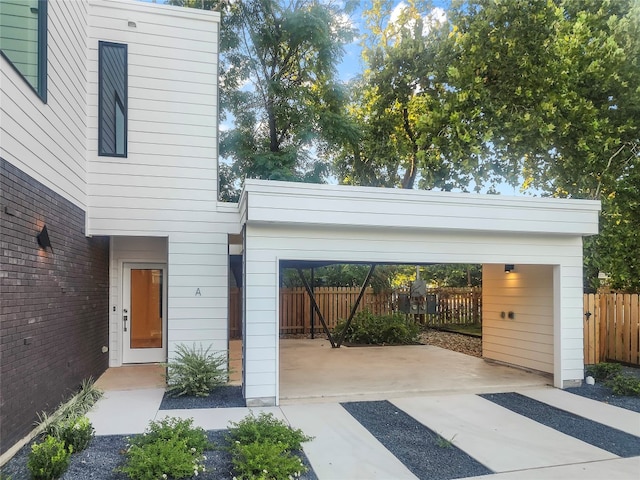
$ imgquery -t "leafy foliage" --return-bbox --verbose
[166,343,228,397]
[57,416,94,453]
[586,362,623,381]
[333,311,420,345]
[27,436,72,480]
[119,417,210,480]
[606,374,640,397]
[230,441,306,480]
[227,413,311,480]
[227,413,311,451]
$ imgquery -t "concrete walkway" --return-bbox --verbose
[87,384,640,479]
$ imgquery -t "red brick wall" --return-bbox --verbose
[0,159,109,454]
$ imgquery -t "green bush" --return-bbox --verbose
[227,413,311,451]
[606,374,640,397]
[230,441,307,480]
[119,437,206,480]
[58,416,94,453]
[128,417,211,454]
[333,311,420,345]
[227,413,312,480]
[120,418,209,480]
[27,435,72,480]
[166,343,228,397]
[586,362,623,381]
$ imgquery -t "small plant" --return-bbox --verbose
[435,433,457,449]
[27,435,72,480]
[119,417,210,480]
[128,417,211,453]
[166,343,228,397]
[606,374,640,397]
[227,413,311,451]
[230,441,306,480]
[333,311,420,345]
[586,362,622,381]
[227,413,312,480]
[58,416,94,453]
[119,437,206,480]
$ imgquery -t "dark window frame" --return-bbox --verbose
[0,0,48,102]
[98,41,128,158]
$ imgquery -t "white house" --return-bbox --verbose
[0,0,600,457]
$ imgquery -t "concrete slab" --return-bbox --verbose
[517,387,640,437]
[391,394,617,472]
[155,407,286,431]
[280,339,551,403]
[94,364,165,391]
[87,388,165,435]
[281,403,418,480]
[465,456,640,480]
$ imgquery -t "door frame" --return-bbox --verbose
[122,262,168,364]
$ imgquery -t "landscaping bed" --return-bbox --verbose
[420,328,482,358]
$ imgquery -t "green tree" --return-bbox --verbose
[442,0,640,290]
[220,0,355,190]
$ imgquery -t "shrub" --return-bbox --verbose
[119,437,205,480]
[58,416,94,453]
[230,441,307,480]
[606,374,640,397]
[333,311,420,345]
[119,417,210,480]
[227,413,311,451]
[166,343,228,397]
[227,413,312,480]
[129,417,210,454]
[586,362,622,381]
[27,435,72,480]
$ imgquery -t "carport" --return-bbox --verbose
[239,180,601,407]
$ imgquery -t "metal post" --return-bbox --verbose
[310,267,315,339]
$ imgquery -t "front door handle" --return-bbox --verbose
[123,309,128,332]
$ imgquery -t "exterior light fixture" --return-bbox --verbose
[37,225,53,251]
[504,264,515,274]
[128,20,137,28]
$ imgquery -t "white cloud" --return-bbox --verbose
[389,2,446,38]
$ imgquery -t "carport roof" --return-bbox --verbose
[240,180,601,236]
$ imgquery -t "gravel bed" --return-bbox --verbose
[480,392,640,457]
[160,385,245,409]
[341,400,492,480]
[565,366,640,413]
[1,430,317,480]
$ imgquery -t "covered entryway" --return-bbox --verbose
[239,180,601,407]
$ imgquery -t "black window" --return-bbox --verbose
[0,0,48,102]
[98,41,127,157]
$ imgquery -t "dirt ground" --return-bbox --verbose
[420,328,482,358]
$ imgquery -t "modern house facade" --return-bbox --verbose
[1,0,600,458]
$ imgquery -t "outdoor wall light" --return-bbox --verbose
[128,20,137,28]
[37,225,53,251]
[504,264,515,273]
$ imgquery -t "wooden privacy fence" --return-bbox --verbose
[229,286,481,338]
[584,293,640,366]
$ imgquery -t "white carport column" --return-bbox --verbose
[553,262,585,388]
[242,231,278,406]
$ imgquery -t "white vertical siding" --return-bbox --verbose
[482,264,554,374]
[1,0,88,207]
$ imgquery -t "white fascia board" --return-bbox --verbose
[89,0,221,22]
[242,179,601,237]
